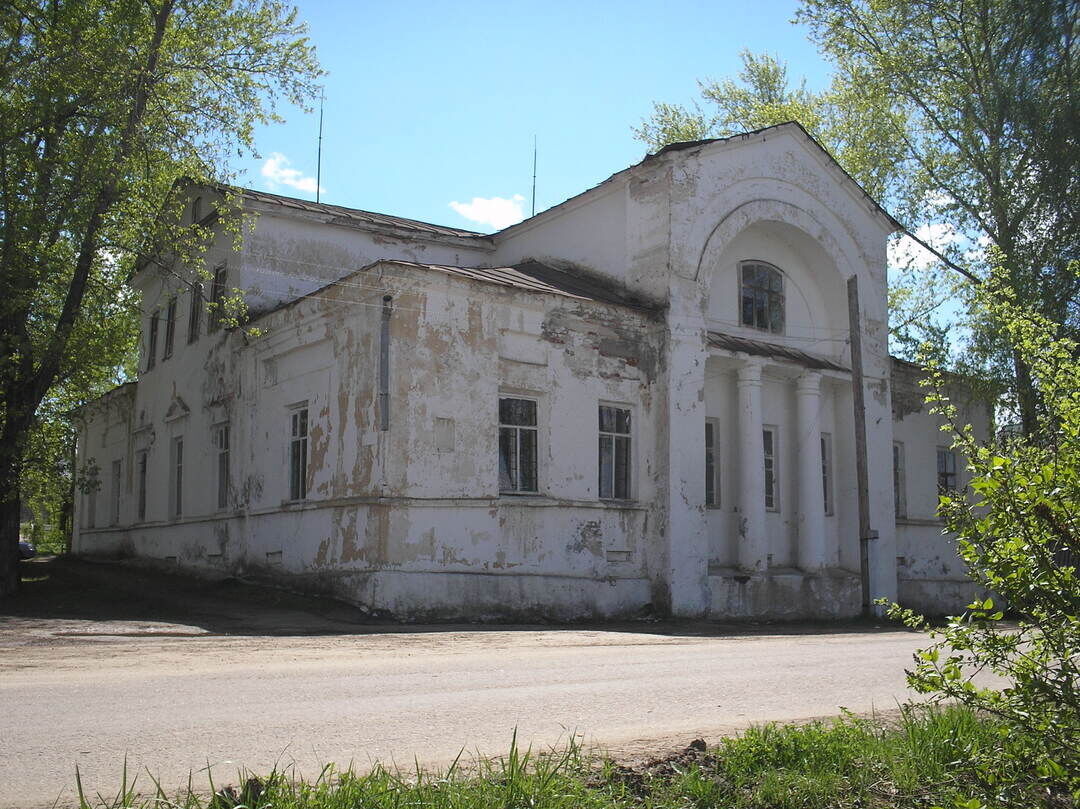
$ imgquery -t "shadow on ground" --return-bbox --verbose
[2,555,901,639]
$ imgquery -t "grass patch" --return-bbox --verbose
[74,706,1066,809]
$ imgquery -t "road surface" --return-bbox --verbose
[1,559,943,808]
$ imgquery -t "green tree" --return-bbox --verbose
[798,0,1080,436]
[0,0,321,596]
[889,257,1080,805]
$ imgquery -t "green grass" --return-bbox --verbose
[72,706,1065,809]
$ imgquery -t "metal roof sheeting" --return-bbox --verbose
[707,331,849,372]
[241,188,490,240]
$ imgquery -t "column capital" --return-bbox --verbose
[736,357,764,385]
[796,370,822,395]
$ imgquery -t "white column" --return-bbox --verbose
[663,326,711,617]
[796,372,827,571]
[737,358,767,572]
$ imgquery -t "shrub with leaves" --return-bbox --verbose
[888,257,1080,806]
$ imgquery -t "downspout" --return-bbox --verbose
[379,295,392,431]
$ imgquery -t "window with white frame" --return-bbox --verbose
[187,281,202,344]
[763,426,779,510]
[599,405,631,500]
[136,450,147,522]
[937,446,957,493]
[893,442,907,518]
[85,486,96,528]
[740,261,785,334]
[208,265,227,332]
[163,297,177,360]
[289,405,308,501]
[498,397,538,494]
[214,423,230,510]
[821,433,833,515]
[170,437,183,518]
[147,309,159,370]
[110,459,122,525]
[705,418,720,507]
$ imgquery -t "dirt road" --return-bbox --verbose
[2,558,937,809]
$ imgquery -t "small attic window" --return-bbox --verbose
[191,196,202,223]
[740,261,785,334]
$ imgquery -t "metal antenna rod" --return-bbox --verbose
[316,88,325,203]
[531,135,537,217]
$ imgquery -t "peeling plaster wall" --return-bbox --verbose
[891,360,993,614]
[72,127,990,622]
[240,206,494,314]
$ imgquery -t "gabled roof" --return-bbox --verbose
[496,121,899,238]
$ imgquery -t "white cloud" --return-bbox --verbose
[888,222,961,271]
[261,152,323,195]
[449,194,526,230]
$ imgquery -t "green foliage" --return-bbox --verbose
[69,707,1058,809]
[887,256,1080,806]
[0,1,321,579]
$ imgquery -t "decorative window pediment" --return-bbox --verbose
[164,395,190,423]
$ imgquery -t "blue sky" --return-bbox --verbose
[237,0,834,233]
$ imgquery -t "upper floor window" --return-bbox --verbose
[208,265,227,333]
[191,196,202,223]
[146,309,160,370]
[163,298,177,360]
[187,281,202,344]
[937,447,958,493]
[740,261,784,334]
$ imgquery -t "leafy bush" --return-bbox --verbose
[888,260,1080,806]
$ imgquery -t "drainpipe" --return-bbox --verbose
[847,276,876,616]
[379,295,392,431]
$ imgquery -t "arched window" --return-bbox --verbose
[740,261,784,334]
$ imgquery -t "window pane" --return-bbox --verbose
[499,427,517,491]
[500,398,536,426]
[599,406,616,433]
[519,428,537,492]
[755,290,767,329]
[599,434,613,498]
[614,435,630,498]
[741,289,755,326]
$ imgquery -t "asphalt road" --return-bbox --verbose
[2,621,944,809]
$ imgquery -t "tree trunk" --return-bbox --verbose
[0,467,22,598]
[1014,348,1039,438]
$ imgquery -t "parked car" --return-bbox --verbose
[18,540,35,559]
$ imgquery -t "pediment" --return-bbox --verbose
[164,395,190,423]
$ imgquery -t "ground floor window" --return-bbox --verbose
[110,459,122,525]
[763,426,779,511]
[893,442,906,518]
[820,433,833,515]
[937,447,957,493]
[170,437,183,518]
[136,450,147,522]
[214,423,230,509]
[290,406,308,501]
[499,397,538,493]
[599,405,631,499]
[705,418,720,506]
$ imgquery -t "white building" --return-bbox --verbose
[73,123,990,620]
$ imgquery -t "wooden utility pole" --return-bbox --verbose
[847,276,875,615]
